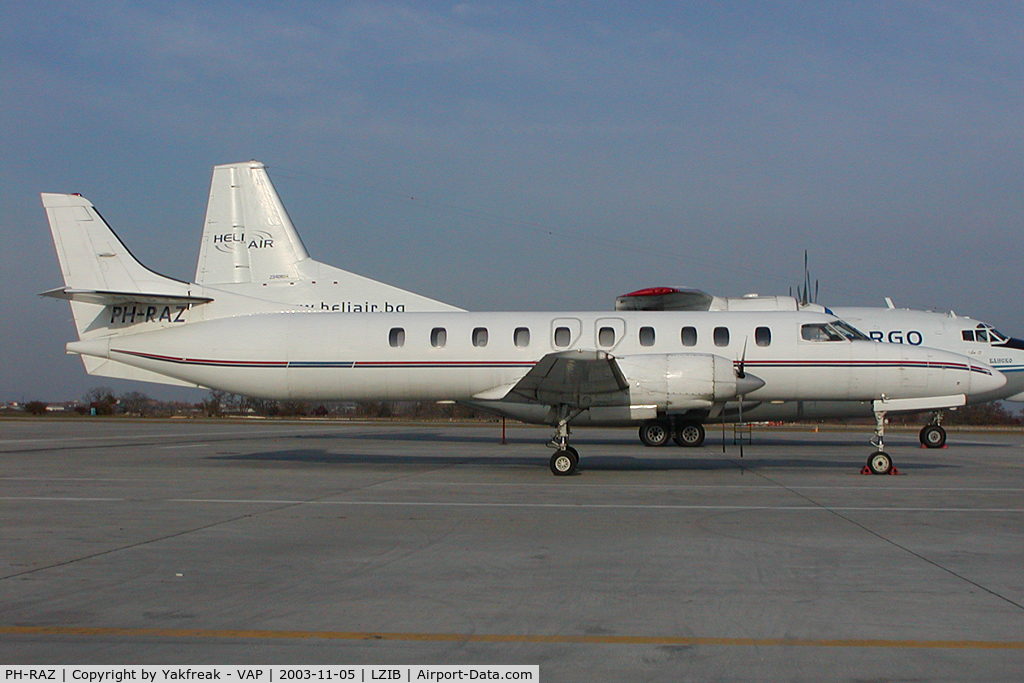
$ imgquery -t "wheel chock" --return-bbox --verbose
[861,466,902,475]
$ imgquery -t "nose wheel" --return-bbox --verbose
[550,447,580,476]
[866,451,893,475]
[864,409,899,475]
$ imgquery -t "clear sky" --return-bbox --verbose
[2,1,1022,402]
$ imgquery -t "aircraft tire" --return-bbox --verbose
[639,421,671,447]
[920,424,946,449]
[867,451,893,475]
[550,448,579,476]
[673,423,706,447]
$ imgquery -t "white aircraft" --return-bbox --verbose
[831,303,1024,446]
[616,287,1024,448]
[39,163,1006,476]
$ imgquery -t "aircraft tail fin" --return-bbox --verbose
[41,192,207,339]
[195,160,310,285]
[195,160,463,312]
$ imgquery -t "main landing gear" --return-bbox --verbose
[638,420,706,448]
[920,412,947,448]
[673,422,706,447]
[864,410,898,475]
[548,405,584,476]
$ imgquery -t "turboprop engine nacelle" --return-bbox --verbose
[617,353,764,412]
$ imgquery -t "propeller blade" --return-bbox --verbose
[738,395,744,459]
[737,337,748,379]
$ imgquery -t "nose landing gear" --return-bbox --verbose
[863,409,899,475]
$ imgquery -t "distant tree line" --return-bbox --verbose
[10,387,1023,426]
[10,387,493,421]
[890,402,1023,427]
[198,389,492,420]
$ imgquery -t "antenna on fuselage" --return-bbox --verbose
[795,250,819,307]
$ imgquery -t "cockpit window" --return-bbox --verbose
[832,321,870,341]
[802,323,847,342]
[964,325,1008,345]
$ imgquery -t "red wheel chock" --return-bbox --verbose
[861,466,901,475]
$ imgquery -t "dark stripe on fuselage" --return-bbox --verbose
[115,349,982,374]
[113,350,533,370]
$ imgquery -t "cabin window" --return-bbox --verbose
[598,326,616,347]
[430,327,447,348]
[639,326,656,347]
[681,326,697,347]
[755,326,771,347]
[388,327,405,348]
[554,326,571,348]
[472,327,488,347]
[714,326,730,347]
[514,327,531,347]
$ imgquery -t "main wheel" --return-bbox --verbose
[920,424,946,449]
[867,451,893,475]
[550,448,579,476]
[673,422,706,447]
[639,421,671,447]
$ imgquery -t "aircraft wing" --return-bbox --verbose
[503,350,629,406]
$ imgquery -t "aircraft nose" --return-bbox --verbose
[968,360,1007,395]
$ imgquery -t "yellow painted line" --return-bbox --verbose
[2,626,1023,649]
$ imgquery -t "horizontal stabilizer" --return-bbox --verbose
[40,287,212,306]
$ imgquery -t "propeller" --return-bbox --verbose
[725,338,758,458]
[736,338,748,458]
[737,337,748,379]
